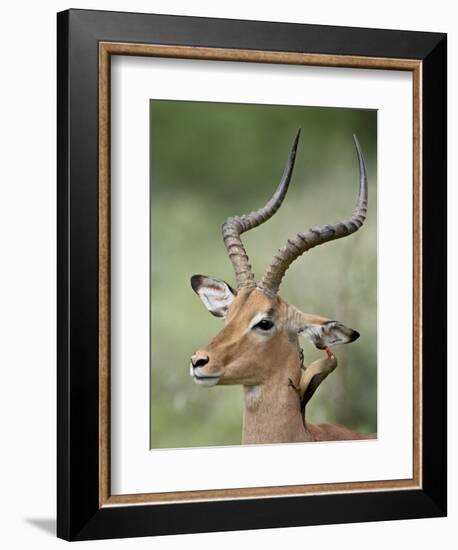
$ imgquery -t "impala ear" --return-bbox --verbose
[190,275,236,319]
[297,313,360,349]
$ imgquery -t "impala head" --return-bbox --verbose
[190,130,367,388]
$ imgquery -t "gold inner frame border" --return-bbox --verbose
[98,42,422,507]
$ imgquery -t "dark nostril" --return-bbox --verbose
[192,356,209,368]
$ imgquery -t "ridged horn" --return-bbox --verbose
[258,134,368,296]
[222,129,301,289]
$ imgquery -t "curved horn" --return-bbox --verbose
[258,134,368,296]
[222,129,301,289]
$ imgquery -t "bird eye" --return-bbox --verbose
[254,319,274,331]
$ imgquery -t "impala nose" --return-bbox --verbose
[191,355,209,369]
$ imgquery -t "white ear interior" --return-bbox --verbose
[300,321,358,348]
[191,275,236,318]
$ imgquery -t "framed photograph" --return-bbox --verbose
[57,9,447,541]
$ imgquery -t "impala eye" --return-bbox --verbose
[254,319,274,331]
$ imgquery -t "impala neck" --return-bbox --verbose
[241,354,312,444]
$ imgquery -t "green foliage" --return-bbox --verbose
[150,100,377,448]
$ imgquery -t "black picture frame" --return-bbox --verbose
[57,8,447,541]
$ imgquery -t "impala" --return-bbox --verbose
[190,130,376,444]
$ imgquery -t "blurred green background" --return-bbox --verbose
[150,100,377,449]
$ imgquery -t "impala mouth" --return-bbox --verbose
[193,374,220,387]
[191,366,221,387]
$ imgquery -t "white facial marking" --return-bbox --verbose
[193,377,220,387]
[192,367,220,387]
[248,312,268,330]
[247,312,276,341]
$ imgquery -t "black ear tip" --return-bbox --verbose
[351,330,360,342]
[190,274,204,293]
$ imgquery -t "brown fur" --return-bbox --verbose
[192,287,376,444]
